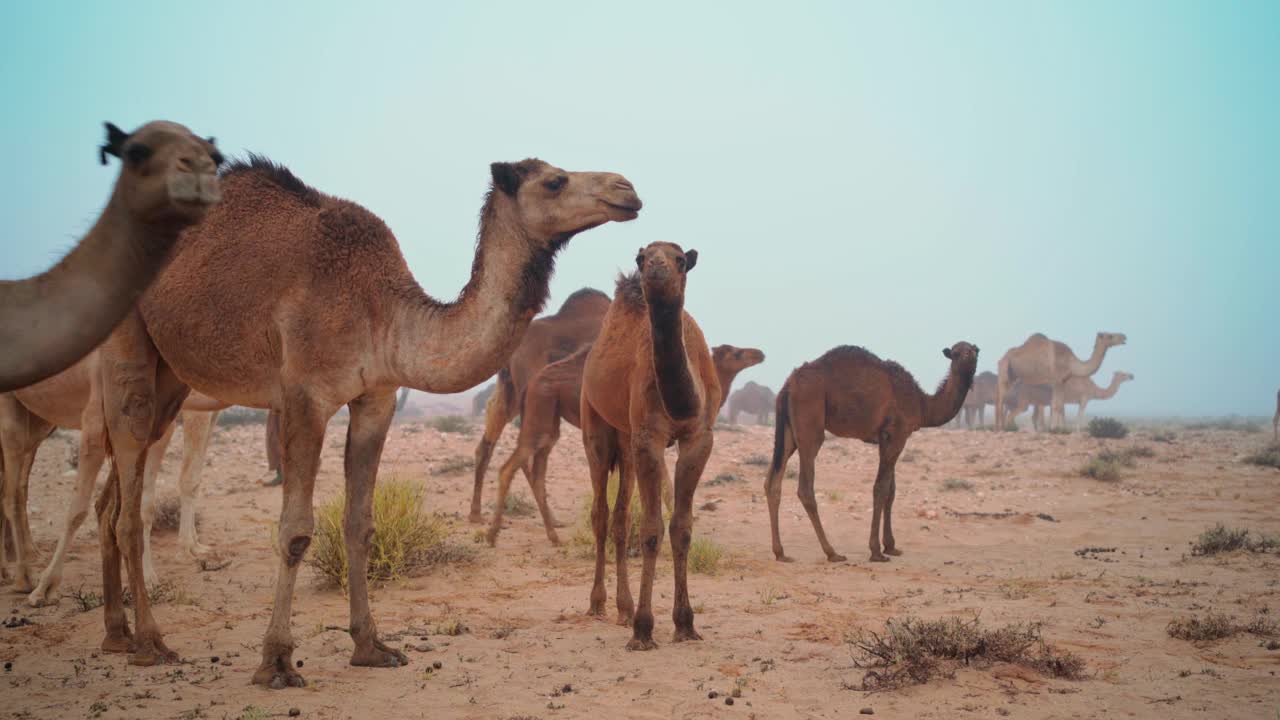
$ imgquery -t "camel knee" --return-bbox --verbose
[282,534,312,567]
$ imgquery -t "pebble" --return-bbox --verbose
[708,691,719,699]
[211,656,220,664]
[289,709,301,717]
[3,662,11,672]
[296,659,304,668]
[433,660,443,670]
[725,697,734,706]
[860,708,874,715]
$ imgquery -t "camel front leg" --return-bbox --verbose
[879,438,907,557]
[610,435,635,626]
[139,420,175,589]
[469,383,513,523]
[1050,385,1066,431]
[581,402,615,617]
[670,431,712,643]
[177,409,218,559]
[343,391,407,670]
[485,442,534,546]
[0,402,51,593]
[528,445,563,543]
[627,436,667,651]
[252,390,327,689]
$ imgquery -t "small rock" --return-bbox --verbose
[288,710,301,718]
[296,659,304,668]
[731,687,742,698]
[561,683,572,694]
[725,697,734,706]
[3,662,11,672]
[210,656,220,664]
[708,690,719,699]
[221,660,232,667]
[433,660,442,670]
[860,708,874,715]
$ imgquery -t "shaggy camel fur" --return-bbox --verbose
[960,371,998,428]
[580,242,718,650]
[0,122,221,393]
[469,289,611,523]
[93,156,639,678]
[766,343,978,562]
[485,344,763,546]
[996,332,1126,431]
[728,381,775,425]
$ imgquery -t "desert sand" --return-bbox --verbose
[2,416,1277,719]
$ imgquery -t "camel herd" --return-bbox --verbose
[0,119,1262,692]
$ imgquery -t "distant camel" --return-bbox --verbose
[470,289,611,523]
[727,381,775,425]
[961,371,998,428]
[0,121,222,393]
[1272,389,1278,443]
[1001,382,1050,431]
[766,343,978,562]
[485,343,763,546]
[581,242,718,650]
[471,384,494,416]
[1003,372,1134,431]
[996,332,1126,431]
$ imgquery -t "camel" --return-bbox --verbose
[471,384,494,416]
[91,155,639,680]
[1003,372,1135,432]
[960,371,998,428]
[580,241,719,651]
[3,366,243,607]
[1273,389,1278,443]
[469,288,611,522]
[485,343,763,547]
[0,122,222,393]
[1001,382,1051,431]
[765,342,978,563]
[995,332,1126,431]
[727,381,775,425]
[1063,371,1134,428]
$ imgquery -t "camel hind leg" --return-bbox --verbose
[581,400,618,618]
[0,395,53,592]
[469,377,515,523]
[765,387,799,562]
[869,422,907,562]
[786,385,838,561]
[176,409,218,560]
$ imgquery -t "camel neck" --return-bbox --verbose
[647,294,699,421]
[713,367,746,412]
[1095,376,1124,400]
[922,364,973,428]
[0,192,179,390]
[1074,338,1109,376]
[389,194,560,394]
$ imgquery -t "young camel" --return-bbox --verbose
[766,343,978,563]
[580,242,719,650]
[92,156,639,679]
[469,288,611,523]
[0,122,222,393]
[727,381,775,425]
[485,343,763,546]
[996,332,1126,431]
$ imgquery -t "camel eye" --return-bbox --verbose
[544,176,566,192]
[124,143,152,166]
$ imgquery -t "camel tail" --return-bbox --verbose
[770,386,790,475]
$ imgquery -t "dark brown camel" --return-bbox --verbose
[727,381,775,425]
[485,343,763,546]
[0,122,222,392]
[765,342,978,563]
[92,156,639,679]
[469,288,611,523]
[581,242,719,650]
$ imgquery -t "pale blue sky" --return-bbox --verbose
[2,2,1276,415]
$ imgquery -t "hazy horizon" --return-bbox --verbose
[3,2,1276,416]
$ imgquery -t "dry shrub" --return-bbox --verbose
[150,492,200,532]
[1244,444,1280,469]
[1079,455,1122,482]
[309,477,475,589]
[430,456,474,476]
[741,454,770,466]
[941,478,974,492]
[429,415,470,434]
[688,536,725,575]
[1167,611,1277,642]
[1087,418,1128,439]
[848,616,1085,690]
[497,490,536,518]
[1191,524,1279,556]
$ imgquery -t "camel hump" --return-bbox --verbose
[222,153,321,207]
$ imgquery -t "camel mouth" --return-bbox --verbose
[603,200,642,220]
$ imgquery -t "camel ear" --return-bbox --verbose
[974,346,980,355]
[635,248,645,269]
[943,347,954,359]
[684,249,698,272]
[100,122,129,165]
[490,162,523,196]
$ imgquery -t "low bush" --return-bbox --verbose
[1087,417,1128,439]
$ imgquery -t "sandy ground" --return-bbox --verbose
[2,418,1278,720]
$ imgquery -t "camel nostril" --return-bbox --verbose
[614,179,634,191]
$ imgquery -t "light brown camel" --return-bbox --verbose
[1001,382,1051,431]
[471,384,494,416]
[995,332,1126,431]
[727,381,775,425]
[765,342,978,563]
[960,371,998,428]
[93,156,639,680]
[4,369,234,607]
[580,241,718,651]
[1003,372,1134,432]
[486,343,763,547]
[1064,371,1134,429]
[0,122,222,393]
[469,288,611,522]
[1273,389,1278,443]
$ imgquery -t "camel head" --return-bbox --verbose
[1115,371,1135,383]
[635,241,696,306]
[1096,332,1127,349]
[942,342,980,372]
[712,345,766,375]
[100,120,223,226]
[489,159,641,248]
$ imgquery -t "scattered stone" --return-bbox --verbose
[860,709,874,716]
[725,697,734,706]
[561,683,572,694]
[288,709,301,718]
[210,656,220,664]
[296,659,304,668]
[708,690,719,699]
[4,662,11,672]
[433,660,443,670]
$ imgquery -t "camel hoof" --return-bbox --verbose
[884,548,903,557]
[616,608,634,627]
[625,635,658,652]
[467,512,484,525]
[869,553,890,563]
[351,640,409,668]
[127,634,178,666]
[546,532,562,546]
[261,471,284,488]
[26,584,59,608]
[259,669,307,689]
[826,553,848,563]
[101,632,135,655]
[774,554,794,563]
[672,627,702,643]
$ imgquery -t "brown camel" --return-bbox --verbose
[1273,389,1278,443]
[960,371,998,428]
[92,156,639,678]
[4,371,241,607]
[469,288,611,523]
[0,122,222,393]
[486,343,763,547]
[580,241,719,651]
[471,384,494,416]
[996,332,1126,431]
[727,381,775,425]
[765,342,979,563]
